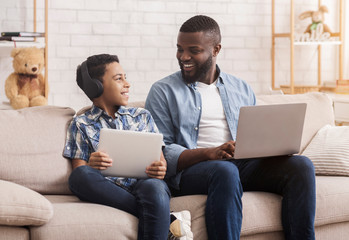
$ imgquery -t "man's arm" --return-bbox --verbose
[177,140,235,171]
[146,84,183,177]
[146,83,236,173]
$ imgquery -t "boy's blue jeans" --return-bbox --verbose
[68,165,171,240]
[172,155,316,240]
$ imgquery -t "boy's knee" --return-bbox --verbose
[69,165,98,187]
[136,179,170,201]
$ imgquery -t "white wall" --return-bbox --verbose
[0,0,345,111]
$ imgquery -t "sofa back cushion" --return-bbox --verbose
[0,106,75,194]
[257,92,335,153]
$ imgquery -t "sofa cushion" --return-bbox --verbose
[170,193,284,239]
[36,195,193,240]
[302,125,349,176]
[315,176,349,226]
[170,195,208,240]
[169,176,349,239]
[32,175,349,240]
[31,195,138,240]
[0,106,75,194]
[0,226,29,240]
[256,92,335,153]
[0,180,53,226]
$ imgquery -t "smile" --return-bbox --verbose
[182,63,195,70]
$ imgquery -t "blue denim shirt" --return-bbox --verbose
[145,66,256,189]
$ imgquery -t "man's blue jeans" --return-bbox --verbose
[68,165,171,240]
[172,155,316,240]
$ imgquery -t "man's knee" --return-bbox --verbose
[285,156,316,191]
[288,155,315,175]
[209,161,240,183]
[206,161,242,196]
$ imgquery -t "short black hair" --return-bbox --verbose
[76,54,119,97]
[179,15,221,45]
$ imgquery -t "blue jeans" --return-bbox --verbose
[171,155,315,240]
[69,165,171,240]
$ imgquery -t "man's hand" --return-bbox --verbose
[146,152,167,179]
[177,140,236,171]
[207,140,236,160]
[88,151,113,170]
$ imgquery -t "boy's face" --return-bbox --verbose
[100,61,130,107]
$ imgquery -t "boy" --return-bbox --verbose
[63,54,184,240]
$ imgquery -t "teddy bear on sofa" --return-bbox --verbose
[4,47,47,109]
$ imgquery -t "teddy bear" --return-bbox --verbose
[298,5,332,35]
[5,47,48,109]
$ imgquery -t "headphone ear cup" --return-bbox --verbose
[80,61,104,99]
[90,78,104,98]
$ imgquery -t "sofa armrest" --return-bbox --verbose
[0,180,53,226]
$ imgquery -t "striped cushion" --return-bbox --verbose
[302,125,349,176]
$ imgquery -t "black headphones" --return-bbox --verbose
[80,60,104,99]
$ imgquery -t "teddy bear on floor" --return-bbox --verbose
[5,47,47,109]
[298,5,332,35]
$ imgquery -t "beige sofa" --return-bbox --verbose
[1,92,348,240]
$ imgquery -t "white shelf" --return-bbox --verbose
[0,41,45,48]
[271,0,344,93]
[294,41,342,46]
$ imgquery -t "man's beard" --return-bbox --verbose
[180,55,213,84]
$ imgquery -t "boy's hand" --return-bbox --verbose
[146,152,167,179]
[88,151,113,170]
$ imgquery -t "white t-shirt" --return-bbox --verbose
[196,81,231,148]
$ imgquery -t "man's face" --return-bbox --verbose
[176,31,218,84]
[100,61,130,107]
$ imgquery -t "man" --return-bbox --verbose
[145,15,316,240]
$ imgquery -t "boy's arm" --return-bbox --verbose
[71,159,87,169]
[72,152,112,170]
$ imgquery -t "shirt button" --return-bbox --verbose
[198,107,201,110]
[195,127,198,131]
[109,119,112,122]
[66,146,70,150]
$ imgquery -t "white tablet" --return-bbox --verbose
[98,128,163,178]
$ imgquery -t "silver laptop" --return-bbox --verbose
[233,103,307,159]
[98,128,163,178]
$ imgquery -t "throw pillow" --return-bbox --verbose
[0,180,54,226]
[302,124,349,176]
